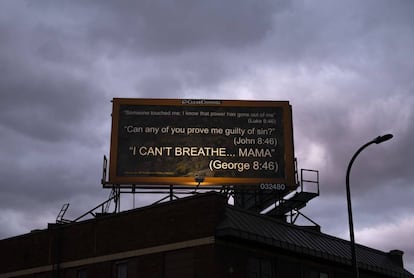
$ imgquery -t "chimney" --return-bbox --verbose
[388,250,404,268]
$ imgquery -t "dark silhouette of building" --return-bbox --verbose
[0,192,412,278]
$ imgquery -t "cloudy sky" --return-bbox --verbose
[1,0,414,272]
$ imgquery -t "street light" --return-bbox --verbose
[346,134,393,278]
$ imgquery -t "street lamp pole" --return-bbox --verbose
[346,134,393,278]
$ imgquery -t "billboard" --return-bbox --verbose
[108,98,296,190]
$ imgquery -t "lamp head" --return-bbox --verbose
[195,175,205,184]
[373,134,393,144]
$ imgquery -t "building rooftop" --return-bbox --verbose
[1,191,412,278]
[217,201,412,277]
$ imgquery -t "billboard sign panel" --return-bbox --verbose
[108,98,296,190]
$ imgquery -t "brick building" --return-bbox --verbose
[0,192,412,278]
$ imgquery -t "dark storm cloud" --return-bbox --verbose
[85,0,279,53]
[23,0,281,56]
[0,1,112,238]
[0,72,99,142]
[0,7,104,143]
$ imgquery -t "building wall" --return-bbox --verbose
[214,239,395,278]
[6,237,396,278]
[0,194,226,276]
[1,193,409,278]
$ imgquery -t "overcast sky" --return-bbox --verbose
[1,0,413,272]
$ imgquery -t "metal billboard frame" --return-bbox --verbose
[106,98,296,190]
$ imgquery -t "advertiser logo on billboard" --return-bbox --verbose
[108,98,296,190]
